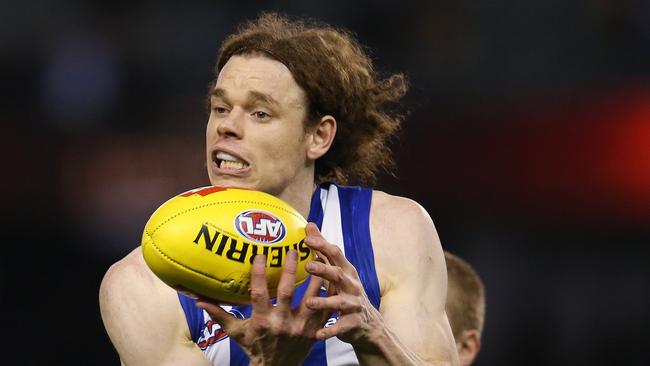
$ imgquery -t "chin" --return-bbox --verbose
[208,176,255,190]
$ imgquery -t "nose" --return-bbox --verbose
[216,109,244,138]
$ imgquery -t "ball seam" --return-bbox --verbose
[147,200,305,237]
[147,237,233,285]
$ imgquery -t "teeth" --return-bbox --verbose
[220,160,246,170]
[216,151,243,162]
[215,151,249,170]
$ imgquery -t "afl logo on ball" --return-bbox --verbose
[234,210,286,244]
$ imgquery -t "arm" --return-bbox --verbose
[99,247,211,366]
[365,192,458,365]
[304,192,459,366]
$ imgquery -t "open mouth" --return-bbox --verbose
[213,150,250,171]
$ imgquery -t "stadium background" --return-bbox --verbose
[1,1,649,365]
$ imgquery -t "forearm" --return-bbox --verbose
[352,325,457,366]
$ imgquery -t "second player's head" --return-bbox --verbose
[445,251,486,366]
[206,13,408,194]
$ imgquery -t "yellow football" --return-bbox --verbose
[141,186,313,304]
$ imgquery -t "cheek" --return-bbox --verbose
[260,143,292,163]
[205,122,214,144]
[258,137,305,168]
[206,118,217,136]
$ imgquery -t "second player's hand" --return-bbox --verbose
[196,251,330,366]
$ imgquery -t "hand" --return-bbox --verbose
[303,223,385,348]
[196,250,330,366]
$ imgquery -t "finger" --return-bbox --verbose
[305,260,355,293]
[297,272,324,314]
[297,257,330,326]
[195,299,243,337]
[300,278,333,330]
[275,250,298,312]
[315,316,358,340]
[306,295,362,314]
[250,254,271,315]
[304,223,354,271]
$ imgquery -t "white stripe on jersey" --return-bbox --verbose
[321,185,360,365]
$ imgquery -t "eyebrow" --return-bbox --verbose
[249,90,280,107]
[210,88,230,104]
[210,88,280,107]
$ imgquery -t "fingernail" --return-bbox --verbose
[305,261,316,271]
[253,254,267,263]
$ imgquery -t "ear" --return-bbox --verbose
[456,329,481,366]
[306,115,337,161]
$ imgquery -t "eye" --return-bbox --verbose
[253,111,271,120]
[212,106,229,115]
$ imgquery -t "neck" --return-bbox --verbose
[276,178,317,219]
[270,163,319,219]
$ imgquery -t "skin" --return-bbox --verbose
[454,330,481,366]
[445,252,483,365]
[99,54,459,365]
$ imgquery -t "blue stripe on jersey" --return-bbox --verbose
[178,293,203,342]
[302,183,379,366]
[337,185,381,309]
[302,338,329,366]
[308,185,325,228]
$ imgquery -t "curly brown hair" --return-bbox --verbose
[213,13,408,185]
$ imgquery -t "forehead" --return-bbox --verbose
[214,54,307,108]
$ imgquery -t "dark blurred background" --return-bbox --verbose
[2,0,649,365]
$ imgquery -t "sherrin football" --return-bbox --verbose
[141,186,313,304]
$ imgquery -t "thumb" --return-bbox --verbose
[196,298,243,337]
[305,222,323,238]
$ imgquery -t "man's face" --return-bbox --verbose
[206,54,312,198]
